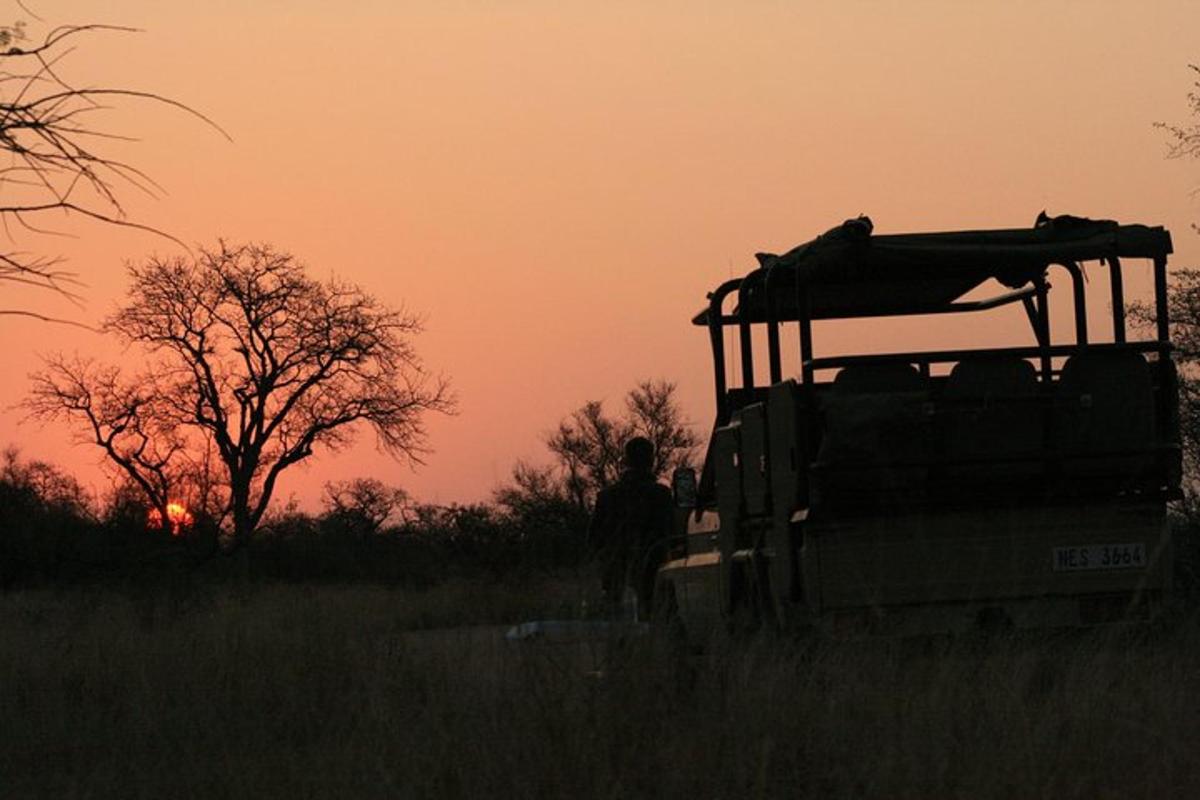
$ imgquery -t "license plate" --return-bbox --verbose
[1052,543,1146,572]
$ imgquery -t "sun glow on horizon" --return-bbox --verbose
[147,502,195,536]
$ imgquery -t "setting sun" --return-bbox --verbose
[147,502,195,536]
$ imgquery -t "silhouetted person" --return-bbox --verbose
[588,437,673,619]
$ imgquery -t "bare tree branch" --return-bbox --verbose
[0,307,92,327]
[0,13,229,312]
[25,353,182,530]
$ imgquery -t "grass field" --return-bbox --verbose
[3,582,1200,799]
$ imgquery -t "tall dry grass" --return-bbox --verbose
[3,583,1199,799]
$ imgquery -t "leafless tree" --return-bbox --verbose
[548,400,629,510]
[0,13,223,322]
[626,379,703,478]
[28,242,453,547]
[25,354,185,531]
[544,379,699,510]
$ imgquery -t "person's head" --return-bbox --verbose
[623,436,655,473]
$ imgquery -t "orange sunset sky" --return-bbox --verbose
[1,1,1199,510]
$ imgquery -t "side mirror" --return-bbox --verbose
[671,466,697,509]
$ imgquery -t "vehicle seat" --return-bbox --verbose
[830,362,925,395]
[814,363,929,507]
[1055,350,1155,486]
[940,357,1043,488]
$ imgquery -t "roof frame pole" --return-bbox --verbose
[797,282,814,386]
[1054,261,1088,345]
[707,279,741,423]
[1106,256,1126,344]
[1154,255,1170,343]
[737,278,756,391]
[764,265,783,385]
[1034,275,1052,382]
[1021,295,1046,348]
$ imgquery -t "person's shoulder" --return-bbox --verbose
[632,475,672,500]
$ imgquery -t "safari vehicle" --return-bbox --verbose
[656,214,1182,638]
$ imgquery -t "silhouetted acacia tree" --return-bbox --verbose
[0,15,222,321]
[548,400,626,510]
[542,379,699,511]
[28,242,453,547]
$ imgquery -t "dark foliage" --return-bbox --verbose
[0,451,582,591]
